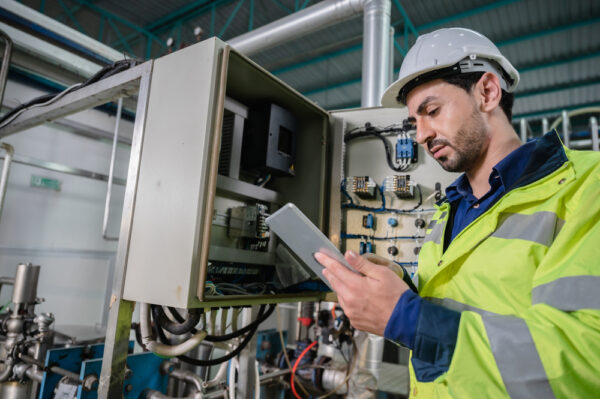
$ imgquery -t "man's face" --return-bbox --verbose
[406,79,490,173]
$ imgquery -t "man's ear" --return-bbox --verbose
[474,72,502,113]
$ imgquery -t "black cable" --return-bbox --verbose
[344,128,409,172]
[176,304,276,367]
[154,306,201,335]
[0,59,140,125]
[167,305,269,342]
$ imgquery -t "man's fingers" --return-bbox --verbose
[345,250,385,279]
[314,252,361,288]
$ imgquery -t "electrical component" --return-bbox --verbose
[345,176,377,200]
[242,103,297,176]
[387,246,399,256]
[362,214,375,229]
[384,175,415,199]
[227,204,270,251]
[387,217,398,227]
[359,241,374,254]
[396,136,418,164]
[415,218,426,229]
[218,98,248,179]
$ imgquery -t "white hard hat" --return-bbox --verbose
[381,27,520,108]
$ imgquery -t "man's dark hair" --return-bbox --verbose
[442,72,514,121]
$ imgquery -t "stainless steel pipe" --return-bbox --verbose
[361,0,391,107]
[562,110,570,148]
[229,0,364,56]
[229,0,392,107]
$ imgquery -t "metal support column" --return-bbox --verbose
[542,118,549,134]
[97,64,153,399]
[519,118,528,143]
[237,306,260,399]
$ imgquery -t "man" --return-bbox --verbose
[315,27,600,398]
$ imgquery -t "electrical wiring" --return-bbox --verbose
[341,233,425,241]
[0,59,140,129]
[276,305,311,397]
[172,304,276,366]
[165,304,273,342]
[291,340,318,399]
[343,122,414,172]
[341,182,433,214]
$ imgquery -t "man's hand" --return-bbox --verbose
[315,250,410,335]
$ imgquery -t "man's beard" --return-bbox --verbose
[428,109,488,173]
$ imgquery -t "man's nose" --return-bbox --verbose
[415,120,435,145]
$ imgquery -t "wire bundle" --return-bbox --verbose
[343,122,413,172]
[150,304,275,367]
[0,59,140,129]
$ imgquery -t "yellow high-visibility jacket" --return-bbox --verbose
[410,131,600,398]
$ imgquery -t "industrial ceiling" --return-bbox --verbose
[15,0,600,124]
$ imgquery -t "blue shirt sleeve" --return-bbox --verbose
[384,291,462,382]
[384,289,422,348]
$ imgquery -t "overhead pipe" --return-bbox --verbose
[361,0,391,107]
[229,0,392,107]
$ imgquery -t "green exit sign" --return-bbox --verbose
[30,175,62,191]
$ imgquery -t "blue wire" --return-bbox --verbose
[341,233,424,241]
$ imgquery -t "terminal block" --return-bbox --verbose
[228,204,270,251]
[396,137,418,164]
[345,176,377,200]
[384,175,415,199]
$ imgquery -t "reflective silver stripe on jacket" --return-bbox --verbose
[424,219,446,245]
[482,314,555,399]
[425,297,498,317]
[532,276,600,311]
[492,211,564,247]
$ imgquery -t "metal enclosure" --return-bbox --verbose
[121,38,335,308]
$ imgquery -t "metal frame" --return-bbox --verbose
[0,59,153,398]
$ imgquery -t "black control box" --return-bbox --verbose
[242,103,297,176]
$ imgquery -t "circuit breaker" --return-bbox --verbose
[120,37,457,309]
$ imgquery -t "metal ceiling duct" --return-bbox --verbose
[229,0,391,108]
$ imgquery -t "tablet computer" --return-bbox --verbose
[265,203,357,290]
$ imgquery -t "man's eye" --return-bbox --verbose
[428,108,439,116]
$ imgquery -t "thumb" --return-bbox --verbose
[345,250,383,278]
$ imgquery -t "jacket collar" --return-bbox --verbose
[436,130,568,206]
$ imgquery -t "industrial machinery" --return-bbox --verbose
[0,34,456,398]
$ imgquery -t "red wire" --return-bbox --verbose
[291,340,318,399]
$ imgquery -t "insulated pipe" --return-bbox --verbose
[228,0,392,106]
[0,30,13,110]
[228,0,364,56]
[388,27,395,87]
[140,303,207,357]
[361,0,391,107]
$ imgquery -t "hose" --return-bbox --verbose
[153,306,202,335]
[140,303,207,357]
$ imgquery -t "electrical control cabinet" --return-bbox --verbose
[121,37,457,309]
